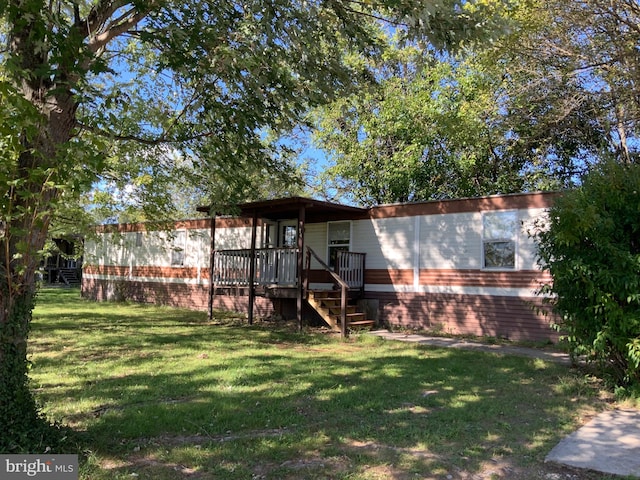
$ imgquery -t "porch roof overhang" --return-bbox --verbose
[197,196,368,223]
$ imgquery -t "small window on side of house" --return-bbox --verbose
[135,232,143,247]
[482,211,517,269]
[171,230,186,266]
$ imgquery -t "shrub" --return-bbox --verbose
[535,161,640,387]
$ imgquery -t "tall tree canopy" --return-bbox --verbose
[494,0,640,166]
[311,44,530,206]
[312,0,640,206]
[0,0,503,452]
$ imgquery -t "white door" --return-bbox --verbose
[278,220,298,285]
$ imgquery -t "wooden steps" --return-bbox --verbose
[307,290,376,332]
[58,268,81,286]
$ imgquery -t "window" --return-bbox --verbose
[135,232,143,247]
[281,225,297,248]
[327,221,351,268]
[483,211,517,269]
[171,230,186,266]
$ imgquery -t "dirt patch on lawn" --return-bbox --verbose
[93,430,614,480]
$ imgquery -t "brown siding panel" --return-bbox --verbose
[365,269,414,285]
[94,216,255,233]
[81,278,275,317]
[84,265,209,280]
[367,291,557,342]
[418,269,551,289]
[369,192,559,219]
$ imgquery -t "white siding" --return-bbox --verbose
[143,231,174,266]
[305,223,328,268]
[85,202,550,278]
[185,229,210,267]
[214,226,252,250]
[419,212,481,270]
[517,207,546,270]
[354,217,415,270]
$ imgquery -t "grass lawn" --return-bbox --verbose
[29,288,623,479]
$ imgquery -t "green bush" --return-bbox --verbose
[535,161,640,387]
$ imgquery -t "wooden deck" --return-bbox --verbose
[211,247,373,335]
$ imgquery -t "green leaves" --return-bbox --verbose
[311,38,530,205]
[535,161,640,387]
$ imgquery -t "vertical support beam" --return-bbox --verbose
[248,211,258,325]
[297,204,306,332]
[340,283,348,339]
[207,214,217,320]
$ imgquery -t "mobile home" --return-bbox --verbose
[82,192,557,341]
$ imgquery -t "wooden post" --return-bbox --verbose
[248,211,258,325]
[297,204,306,332]
[340,283,348,339]
[207,214,217,320]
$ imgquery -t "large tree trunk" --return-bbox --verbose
[0,176,57,451]
[0,0,83,451]
[0,89,76,451]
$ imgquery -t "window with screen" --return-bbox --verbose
[483,211,517,269]
[171,230,186,266]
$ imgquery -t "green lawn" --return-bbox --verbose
[30,288,620,479]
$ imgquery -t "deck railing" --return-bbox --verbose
[336,251,366,291]
[213,248,298,286]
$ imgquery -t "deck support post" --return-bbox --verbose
[248,210,258,325]
[297,204,306,332]
[207,214,217,320]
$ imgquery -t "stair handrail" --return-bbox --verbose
[305,246,349,338]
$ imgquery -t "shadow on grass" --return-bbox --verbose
[31,288,603,480]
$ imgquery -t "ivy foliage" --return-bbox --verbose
[535,162,640,387]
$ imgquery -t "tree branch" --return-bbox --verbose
[76,121,221,145]
[78,0,125,38]
[76,0,159,55]
[87,9,149,55]
[77,122,167,145]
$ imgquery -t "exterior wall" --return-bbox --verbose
[368,291,553,342]
[82,218,276,317]
[356,194,557,341]
[82,192,559,341]
[81,277,274,316]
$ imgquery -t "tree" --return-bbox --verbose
[0,0,502,452]
[86,144,308,224]
[534,162,640,388]
[492,0,640,166]
[313,0,640,206]
[311,41,535,206]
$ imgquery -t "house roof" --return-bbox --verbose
[197,196,368,223]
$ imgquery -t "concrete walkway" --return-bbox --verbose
[546,409,640,477]
[369,329,640,478]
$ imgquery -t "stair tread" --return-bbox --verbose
[308,290,375,332]
[348,320,376,325]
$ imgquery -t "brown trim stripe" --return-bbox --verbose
[94,217,255,233]
[84,265,210,279]
[368,192,559,219]
[418,269,551,288]
[86,265,550,289]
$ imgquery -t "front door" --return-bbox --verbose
[277,220,297,284]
